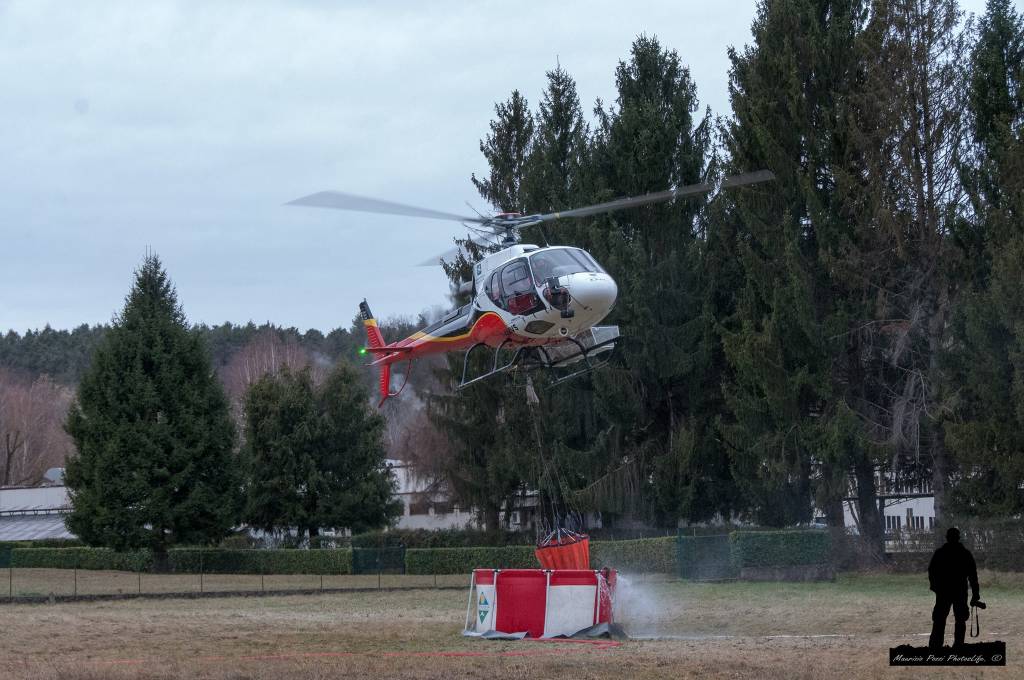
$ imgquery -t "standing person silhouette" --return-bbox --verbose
[928,527,981,649]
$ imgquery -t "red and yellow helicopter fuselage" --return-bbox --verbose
[361,244,619,405]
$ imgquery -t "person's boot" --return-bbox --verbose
[929,621,945,649]
[953,620,966,648]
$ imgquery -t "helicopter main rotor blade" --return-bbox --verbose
[535,170,775,222]
[286,191,488,224]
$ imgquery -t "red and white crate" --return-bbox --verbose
[464,568,616,639]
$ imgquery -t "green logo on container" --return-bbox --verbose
[478,593,490,623]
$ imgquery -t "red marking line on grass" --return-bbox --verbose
[9,637,622,670]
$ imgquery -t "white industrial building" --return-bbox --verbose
[0,469,74,541]
[386,460,479,530]
[839,472,936,550]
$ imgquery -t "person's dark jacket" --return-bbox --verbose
[928,541,980,600]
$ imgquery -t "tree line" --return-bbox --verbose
[62,256,399,553]
[417,0,1023,558]
[0,305,424,490]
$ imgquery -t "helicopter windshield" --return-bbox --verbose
[529,248,605,282]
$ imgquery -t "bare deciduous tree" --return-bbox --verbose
[218,330,328,421]
[0,368,74,486]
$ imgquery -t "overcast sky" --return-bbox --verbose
[0,0,992,334]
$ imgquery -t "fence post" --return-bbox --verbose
[261,551,265,593]
[74,556,78,599]
[138,558,142,595]
[199,550,204,594]
[8,564,12,602]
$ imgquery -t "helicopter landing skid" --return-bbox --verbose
[457,326,620,390]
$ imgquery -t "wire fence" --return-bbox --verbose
[3,564,468,603]
[0,547,673,603]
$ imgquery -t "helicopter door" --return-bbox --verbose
[485,271,501,306]
[499,258,543,316]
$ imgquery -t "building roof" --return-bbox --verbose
[0,513,74,541]
[0,485,70,512]
[0,485,75,541]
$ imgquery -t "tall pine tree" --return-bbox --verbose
[851,0,970,528]
[944,0,1024,516]
[65,255,239,553]
[425,91,537,531]
[583,36,719,524]
[720,0,869,532]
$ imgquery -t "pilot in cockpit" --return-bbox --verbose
[531,253,555,283]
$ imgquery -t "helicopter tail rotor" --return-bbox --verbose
[359,300,393,406]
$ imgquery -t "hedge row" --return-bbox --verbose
[166,549,352,574]
[405,546,537,574]
[403,537,679,575]
[352,528,532,549]
[729,530,831,568]
[11,547,151,571]
[10,547,352,574]
[7,534,831,575]
[591,537,677,573]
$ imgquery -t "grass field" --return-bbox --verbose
[0,571,1020,679]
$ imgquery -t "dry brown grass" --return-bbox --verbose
[0,573,1020,679]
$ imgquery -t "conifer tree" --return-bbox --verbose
[581,36,720,523]
[944,0,1024,516]
[241,363,399,539]
[65,255,239,552]
[720,0,870,531]
[523,65,590,217]
[471,90,535,213]
[426,91,538,532]
[519,65,617,526]
[852,0,970,527]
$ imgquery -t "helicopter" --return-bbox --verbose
[287,170,773,406]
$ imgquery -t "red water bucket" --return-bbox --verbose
[535,530,590,569]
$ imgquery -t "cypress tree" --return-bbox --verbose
[65,255,239,553]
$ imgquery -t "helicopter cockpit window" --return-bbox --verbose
[529,248,603,281]
[572,248,606,274]
[500,260,533,297]
[498,259,543,315]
